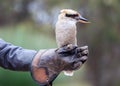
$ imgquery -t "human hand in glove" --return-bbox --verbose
[31,45,88,86]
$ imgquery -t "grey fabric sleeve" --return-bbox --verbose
[0,39,37,71]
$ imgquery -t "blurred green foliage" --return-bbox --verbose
[0,23,56,50]
[0,0,120,86]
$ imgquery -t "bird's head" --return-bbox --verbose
[58,9,90,24]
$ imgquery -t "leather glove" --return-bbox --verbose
[31,45,88,86]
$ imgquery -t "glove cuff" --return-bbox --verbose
[31,50,49,85]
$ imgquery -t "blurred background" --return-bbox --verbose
[0,0,120,86]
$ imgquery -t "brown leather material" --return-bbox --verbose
[30,45,88,86]
[32,67,48,84]
[31,50,49,84]
[32,50,47,67]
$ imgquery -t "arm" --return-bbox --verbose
[0,39,88,86]
[0,39,37,71]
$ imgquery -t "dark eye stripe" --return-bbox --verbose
[66,14,79,18]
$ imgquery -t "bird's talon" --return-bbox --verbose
[66,44,73,49]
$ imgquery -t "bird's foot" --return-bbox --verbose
[66,44,77,50]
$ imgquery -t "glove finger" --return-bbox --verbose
[74,56,88,63]
[77,46,88,53]
[71,56,88,70]
[76,49,89,57]
[81,49,89,56]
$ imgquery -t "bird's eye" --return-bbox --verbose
[65,14,79,18]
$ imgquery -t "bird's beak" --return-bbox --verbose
[76,15,90,23]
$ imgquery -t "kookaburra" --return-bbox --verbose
[55,9,89,76]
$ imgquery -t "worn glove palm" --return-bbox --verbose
[31,45,88,86]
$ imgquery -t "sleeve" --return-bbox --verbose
[0,39,37,71]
